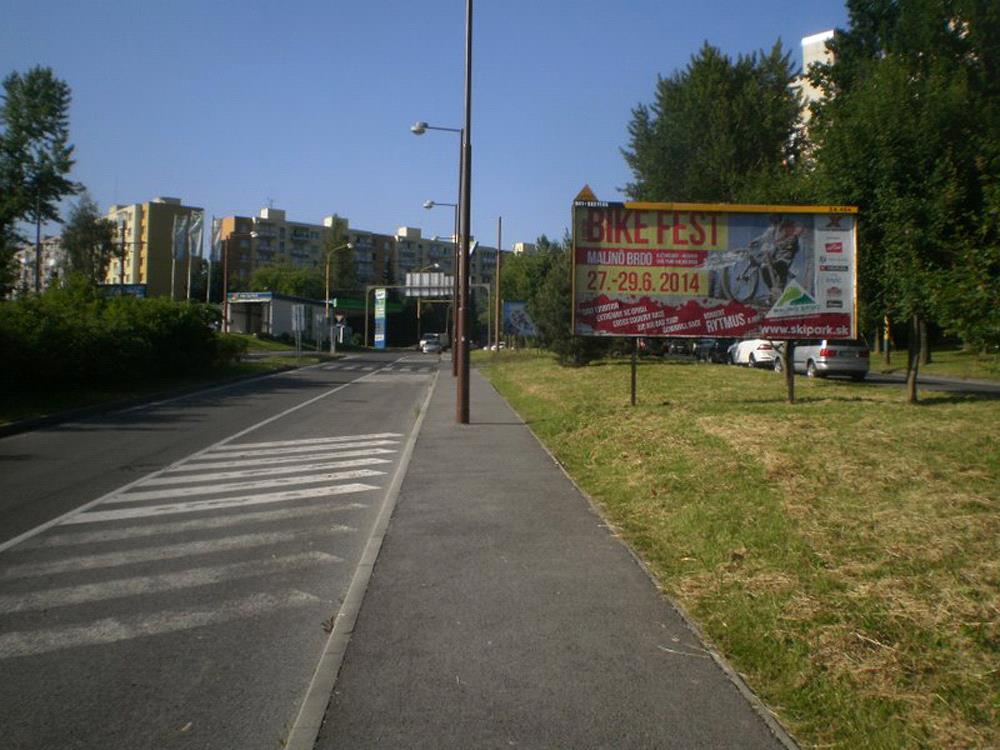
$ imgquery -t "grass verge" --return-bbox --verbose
[873,347,1000,381]
[0,354,329,427]
[481,350,999,750]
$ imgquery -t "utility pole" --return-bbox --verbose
[34,193,41,294]
[494,216,501,350]
[119,220,127,292]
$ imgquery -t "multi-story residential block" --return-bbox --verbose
[214,209,512,297]
[511,242,537,255]
[103,197,204,298]
[13,235,66,295]
[795,30,835,125]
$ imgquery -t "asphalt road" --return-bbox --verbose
[0,351,441,750]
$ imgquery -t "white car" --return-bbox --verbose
[729,339,778,368]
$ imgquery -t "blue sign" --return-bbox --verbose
[503,301,537,337]
[374,288,387,349]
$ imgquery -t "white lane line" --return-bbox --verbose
[361,366,374,371]
[0,551,343,614]
[24,504,367,549]
[161,447,397,472]
[140,458,391,486]
[0,590,321,660]
[64,483,379,525]
[1,530,308,580]
[0,354,411,555]
[188,439,400,461]
[210,433,402,451]
[112,469,385,503]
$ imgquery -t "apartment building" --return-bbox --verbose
[103,197,204,298]
[13,235,66,295]
[796,30,835,125]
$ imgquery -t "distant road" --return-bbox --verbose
[0,352,440,749]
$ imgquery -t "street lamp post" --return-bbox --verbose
[411,123,463,377]
[423,200,458,360]
[457,0,474,424]
[325,242,353,353]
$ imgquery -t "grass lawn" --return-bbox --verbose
[480,351,999,750]
[0,354,329,427]
[873,347,1000,381]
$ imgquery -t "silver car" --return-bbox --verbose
[774,338,870,380]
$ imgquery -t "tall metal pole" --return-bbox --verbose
[222,237,230,333]
[494,216,501,350]
[119,221,127,292]
[457,0,473,423]
[452,131,463,377]
[34,193,41,294]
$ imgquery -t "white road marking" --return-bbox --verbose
[140,458,391,486]
[213,433,402,451]
[0,590,321,660]
[188,439,400,460]
[166,447,397,472]
[0,355,410,555]
[1,530,309,580]
[24,504,366,549]
[63,483,379,525]
[0,551,342,614]
[111,469,385,502]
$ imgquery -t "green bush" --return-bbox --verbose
[0,280,228,392]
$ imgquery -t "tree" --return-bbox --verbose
[62,194,115,284]
[0,67,78,291]
[622,41,803,203]
[807,0,1000,391]
[324,215,357,292]
[248,263,325,300]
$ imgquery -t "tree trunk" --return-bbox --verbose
[919,318,931,365]
[784,342,795,404]
[874,325,881,355]
[906,314,920,403]
[884,315,892,367]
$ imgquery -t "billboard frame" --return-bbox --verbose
[570,199,859,341]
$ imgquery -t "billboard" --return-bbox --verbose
[572,201,858,340]
[502,301,537,337]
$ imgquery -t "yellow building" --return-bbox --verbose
[104,197,204,298]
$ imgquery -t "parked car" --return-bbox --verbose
[667,339,692,356]
[729,339,778,367]
[421,339,443,354]
[693,338,736,363]
[773,339,870,380]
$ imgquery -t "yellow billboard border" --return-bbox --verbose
[570,200,860,338]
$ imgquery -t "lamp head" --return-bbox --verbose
[410,121,428,135]
[423,200,435,209]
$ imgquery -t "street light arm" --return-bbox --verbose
[410,121,462,135]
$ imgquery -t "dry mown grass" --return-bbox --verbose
[484,351,1000,749]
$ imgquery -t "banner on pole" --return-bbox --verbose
[188,211,204,259]
[210,217,222,262]
[172,214,190,261]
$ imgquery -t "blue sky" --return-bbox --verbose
[2,0,849,249]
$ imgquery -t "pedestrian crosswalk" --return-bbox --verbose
[322,362,436,374]
[0,431,404,660]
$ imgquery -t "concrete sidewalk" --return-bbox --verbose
[315,367,795,749]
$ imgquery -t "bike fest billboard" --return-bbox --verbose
[572,200,858,340]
